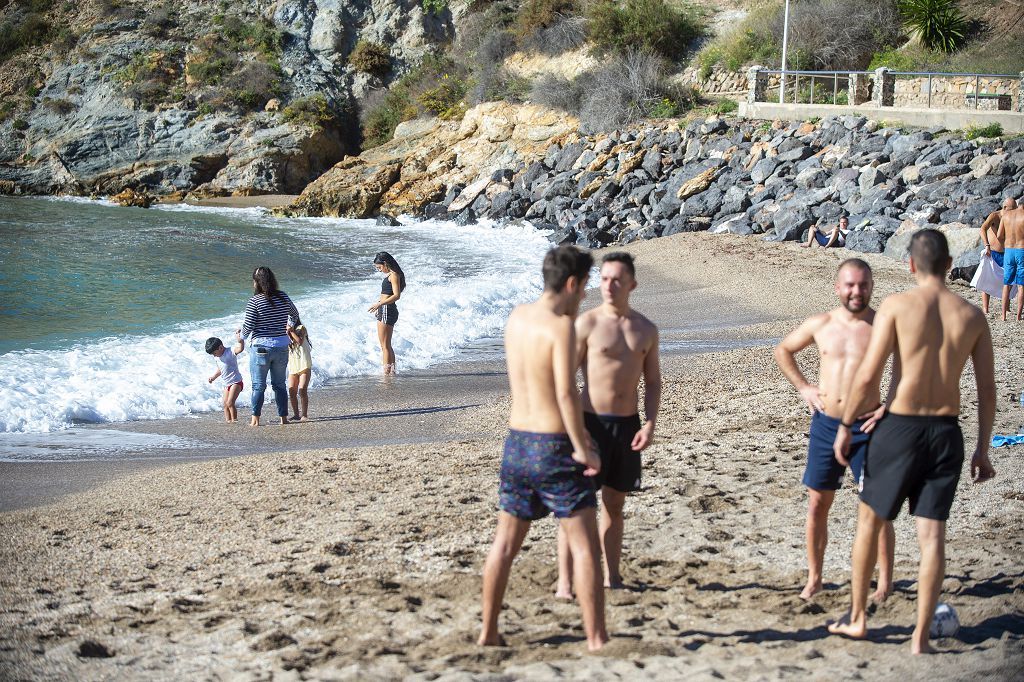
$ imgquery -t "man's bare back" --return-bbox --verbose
[998,204,1024,249]
[578,306,658,416]
[506,303,580,435]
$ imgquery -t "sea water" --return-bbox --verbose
[0,196,552,441]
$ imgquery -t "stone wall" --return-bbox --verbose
[892,75,1019,111]
[678,66,780,100]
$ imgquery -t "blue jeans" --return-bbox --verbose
[249,346,289,418]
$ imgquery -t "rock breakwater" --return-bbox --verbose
[285,106,1024,266]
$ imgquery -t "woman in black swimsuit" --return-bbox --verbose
[368,251,406,375]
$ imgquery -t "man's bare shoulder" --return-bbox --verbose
[804,310,836,333]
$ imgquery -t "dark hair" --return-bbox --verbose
[910,229,951,276]
[543,245,593,292]
[838,258,872,277]
[205,337,223,354]
[374,252,406,291]
[252,266,282,306]
[602,252,636,278]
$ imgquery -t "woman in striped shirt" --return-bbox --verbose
[241,266,301,426]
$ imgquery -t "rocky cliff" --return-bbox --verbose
[0,0,458,196]
[281,106,1024,266]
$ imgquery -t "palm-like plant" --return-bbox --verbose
[899,0,968,53]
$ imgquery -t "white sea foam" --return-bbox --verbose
[0,219,550,434]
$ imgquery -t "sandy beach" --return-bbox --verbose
[1,233,1022,680]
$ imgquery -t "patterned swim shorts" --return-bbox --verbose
[498,430,597,520]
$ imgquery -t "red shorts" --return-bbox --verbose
[227,381,243,391]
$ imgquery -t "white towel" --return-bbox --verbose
[971,251,1018,299]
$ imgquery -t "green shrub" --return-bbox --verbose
[42,97,75,115]
[964,123,1002,140]
[0,12,51,63]
[587,0,700,61]
[12,118,28,130]
[710,97,737,115]
[422,0,448,15]
[216,15,281,58]
[349,41,391,77]
[117,51,182,109]
[514,0,576,39]
[899,0,966,53]
[360,55,470,147]
[868,46,918,71]
[282,94,338,129]
[0,101,14,123]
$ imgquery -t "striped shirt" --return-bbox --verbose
[241,291,300,342]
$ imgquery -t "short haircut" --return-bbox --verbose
[602,251,636,278]
[839,215,849,222]
[838,258,872,278]
[543,245,593,292]
[205,337,224,354]
[910,229,951,276]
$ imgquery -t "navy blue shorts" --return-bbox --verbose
[804,411,869,491]
[991,250,1004,268]
[498,430,597,520]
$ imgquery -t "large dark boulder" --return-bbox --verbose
[845,229,888,253]
[769,205,814,241]
[681,188,724,217]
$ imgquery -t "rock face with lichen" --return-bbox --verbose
[281,102,578,218]
[0,0,458,197]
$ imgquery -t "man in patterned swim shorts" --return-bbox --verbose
[479,245,608,652]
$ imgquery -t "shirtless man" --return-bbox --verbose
[478,245,608,652]
[775,259,895,601]
[801,216,849,249]
[555,252,661,597]
[828,229,996,654]
[977,198,1014,314]
[996,199,1024,321]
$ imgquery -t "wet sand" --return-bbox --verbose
[186,194,299,209]
[1,233,1021,680]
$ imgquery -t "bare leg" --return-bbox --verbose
[298,371,310,420]
[982,291,990,314]
[1017,286,1023,321]
[828,502,884,639]
[1002,284,1012,321]
[479,512,531,647]
[801,226,818,248]
[555,525,574,599]
[377,322,396,374]
[912,517,946,654]
[871,521,896,603]
[824,228,840,248]
[560,509,609,651]
[803,488,835,600]
[288,373,300,420]
[600,487,627,589]
[225,383,242,423]
[222,389,231,423]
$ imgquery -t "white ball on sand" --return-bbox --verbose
[930,602,960,638]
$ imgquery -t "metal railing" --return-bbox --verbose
[761,69,867,106]
[757,68,1021,111]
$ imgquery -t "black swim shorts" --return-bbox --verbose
[585,412,643,493]
[860,414,964,522]
[375,303,398,326]
[498,430,597,520]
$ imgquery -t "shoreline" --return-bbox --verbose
[1,233,1022,679]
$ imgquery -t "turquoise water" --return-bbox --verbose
[0,197,376,354]
[0,197,553,435]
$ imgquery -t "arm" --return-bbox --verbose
[859,352,900,433]
[980,212,997,255]
[232,329,245,355]
[632,328,661,451]
[286,294,301,328]
[208,367,222,384]
[970,319,997,482]
[774,316,825,413]
[552,319,599,475]
[286,327,302,345]
[240,298,257,340]
[835,303,896,464]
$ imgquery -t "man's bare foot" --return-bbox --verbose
[800,578,823,600]
[799,243,811,248]
[870,583,893,604]
[249,416,260,427]
[911,634,936,655]
[300,416,310,422]
[605,578,625,590]
[554,584,574,600]
[477,633,507,647]
[827,612,867,639]
[587,634,609,652]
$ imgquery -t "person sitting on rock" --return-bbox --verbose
[802,216,849,249]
